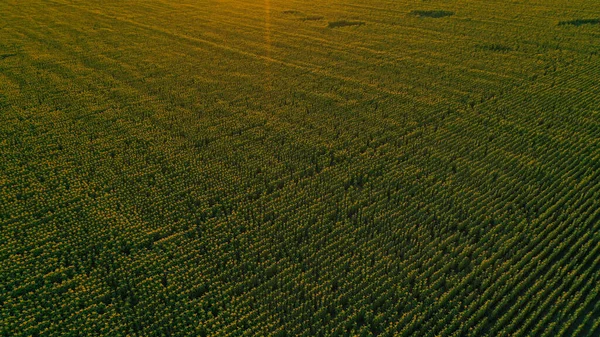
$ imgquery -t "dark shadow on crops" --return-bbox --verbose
[478,44,512,52]
[328,20,365,28]
[558,18,600,26]
[410,10,454,18]
[282,10,303,15]
[301,16,324,21]
[0,93,9,109]
[0,53,17,60]
[283,10,323,22]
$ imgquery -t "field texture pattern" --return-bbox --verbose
[1,0,600,336]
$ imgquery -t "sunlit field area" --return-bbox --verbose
[1,0,600,335]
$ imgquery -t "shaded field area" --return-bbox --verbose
[409,10,454,18]
[328,20,365,28]
[1,0,600,336]
[558,18,600,26]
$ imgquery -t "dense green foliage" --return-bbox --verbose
[1,0,599,336]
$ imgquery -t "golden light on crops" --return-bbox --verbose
[264,0,273,92]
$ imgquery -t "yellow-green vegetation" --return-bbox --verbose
[1,0,600,336]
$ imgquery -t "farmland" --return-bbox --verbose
[1,0,600,335]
